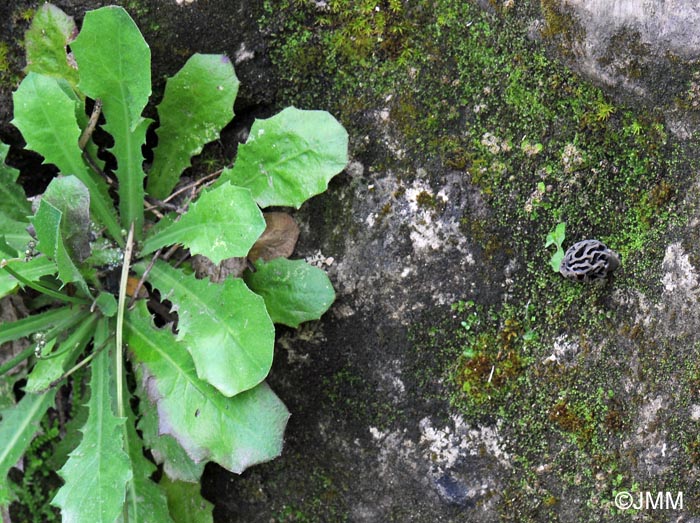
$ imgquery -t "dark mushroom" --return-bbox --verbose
[559,239,620,282]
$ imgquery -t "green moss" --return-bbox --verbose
[451,312,528,413]
[0,41,10,75]
[322,364,403,431]
[597,28,652,80]
[248,457,351,523]
[267,467,347,523]
[15,7,36,23]
[1,6,37,88]
[539,0,585,57]
[548,387,615,449]
[415,190,437,209]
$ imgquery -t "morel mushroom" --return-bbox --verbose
[559,239,620,282]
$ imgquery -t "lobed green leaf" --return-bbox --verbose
[123,400,174,523]
[138,399,205,483]
[42,175,92,263]
[53,322,132,522]
[11,72,122,242]
[25,313,97,393]
[0,305,76,346]
[545,222,566,248]
[71,7,150,125]
[217,107,349,208]
[244,258,336,328]
[549,248,565,272]
[0,142,31,223]
[94,292,118,318]
[0,389,56,506]
[142,183,265,265]
[160,476,213,523]
[47,395,88,472]
[24,3,79,89]
[32,198,90,296]
[124,301,289,474]
[147,54,239,200]
[0,376,16,412]
[0,237,16,258]
[71,6,151,237]
[546,222,566,272]
[0,212,32,255]
[140,260,274,397]
[0,257,58,300]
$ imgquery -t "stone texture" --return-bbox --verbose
[540,0,700,130]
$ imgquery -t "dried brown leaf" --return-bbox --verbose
[248,212,299,263]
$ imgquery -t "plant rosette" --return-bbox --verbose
[0,4,347,521]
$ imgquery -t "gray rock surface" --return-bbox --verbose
[540,0,700,131]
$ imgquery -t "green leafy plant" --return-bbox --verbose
[0,4,347,521]
[545,221,566,272]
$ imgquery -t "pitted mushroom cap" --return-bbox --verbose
[559,239,620,282]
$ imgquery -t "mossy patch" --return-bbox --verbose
[0,39,21,89]
[448,301,531,415]
[0,42,10,75]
